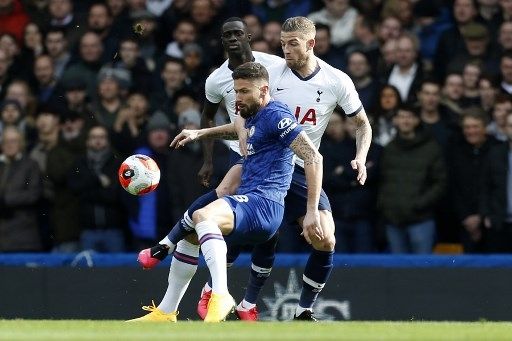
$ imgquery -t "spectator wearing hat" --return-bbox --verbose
[446,22,500,79]
[182,42,208,97]
[89,67,128,130]
[128,9,159,63]
[123,111,174,249]
[61,77,97,131]
[377,104,446,254]
[0,126,43,252]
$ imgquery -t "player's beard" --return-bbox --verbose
[239,101,260,118]
[286,52,309,71]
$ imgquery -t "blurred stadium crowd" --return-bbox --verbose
[0,0,510,254]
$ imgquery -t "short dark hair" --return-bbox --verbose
[396,103,420,117]
[462,106,489,125]
[232,62,269,83]
[223,17,248,29]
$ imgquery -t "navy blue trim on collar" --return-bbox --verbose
[346,104,363,117]
[291,62,321,81]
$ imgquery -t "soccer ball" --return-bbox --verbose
[118,154,160,195]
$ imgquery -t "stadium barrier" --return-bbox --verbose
[1,253,511,321]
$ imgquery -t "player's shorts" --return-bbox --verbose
[228,149,244,167]
[222,193,283,246]
[283,165,332,224]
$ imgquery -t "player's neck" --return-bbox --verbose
[294,54,318,78]
[228,50,254,70]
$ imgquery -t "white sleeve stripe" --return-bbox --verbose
[346,105,363,117]
[302,274,325,289]
[251,263,272,273]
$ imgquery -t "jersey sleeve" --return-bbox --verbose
[335,71,363,117]
[205,72,223,104]
[268,104,303,147]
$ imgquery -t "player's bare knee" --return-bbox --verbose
[312,235,336,251]
[192,208,209,224]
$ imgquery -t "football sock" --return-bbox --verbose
[244,233,278,304]
[206,244,241,288]
[196,220,228,295]
[158,240,199,313]
[237,299,256,311]
[163,190,219,247]
[298,249,334,312]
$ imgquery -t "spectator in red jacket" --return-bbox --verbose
[0,0,29,44]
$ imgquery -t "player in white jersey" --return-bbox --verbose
[212,16,372,321]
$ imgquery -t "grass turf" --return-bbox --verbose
[1,321,512,341]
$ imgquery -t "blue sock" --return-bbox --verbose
[299,249,334,309]
[166,190,219,244]
[244,233,278,304]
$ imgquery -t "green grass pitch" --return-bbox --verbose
[1,320,512,341]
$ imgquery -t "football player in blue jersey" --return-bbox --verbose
[129,62,323,323]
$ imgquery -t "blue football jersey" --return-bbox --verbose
[237,100,302,205]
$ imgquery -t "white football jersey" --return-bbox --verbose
[204,51,284,154]
[268,57,363,168]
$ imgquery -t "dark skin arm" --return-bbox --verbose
[198,99,221,187]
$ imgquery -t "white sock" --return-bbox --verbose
[158,236,176,253]
[295,306,312,316]
[195,220,228,295]
[158,240,199,313]
[202,282,212,294]
[237,299,256,311]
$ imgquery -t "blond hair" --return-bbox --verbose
[282,16,316,39]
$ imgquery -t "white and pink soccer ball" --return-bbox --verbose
[118,154,160,195]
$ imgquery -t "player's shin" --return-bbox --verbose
[158,240,200,313]
[196,220,228,294]
[297,249,334,317]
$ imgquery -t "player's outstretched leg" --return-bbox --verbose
[236,231,278,321]
[295,210,335,321]
[137,190,218,269]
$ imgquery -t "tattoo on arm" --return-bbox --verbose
[350,110,372,159]
[206,131,239,140]
[290,132,322,165]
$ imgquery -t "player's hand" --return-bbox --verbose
[170,129,199,149]
[350,159,367,185]
[198,162,213,187]
[234,116,248,157]
[301,209,323,244]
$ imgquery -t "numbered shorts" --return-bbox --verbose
[229,149,245,167]
[283,166,332,224]
[222,194,284,246]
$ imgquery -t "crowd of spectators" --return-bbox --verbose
[0,0,511,254]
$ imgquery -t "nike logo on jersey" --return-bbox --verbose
[277,88,286,91]
[227,88,233,93]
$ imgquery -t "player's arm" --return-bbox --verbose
[198,99,220,186]
[170,122,238,149]
[348,108,372,185]
[289,131,324,243]
[234,115,248,156]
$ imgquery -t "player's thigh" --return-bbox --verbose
[297,210,336,251]
[215,164,242,197]
[192,198,235,234]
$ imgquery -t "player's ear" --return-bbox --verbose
[307,38,315,51]
[247,33,252,41]
[260,84,269,97]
